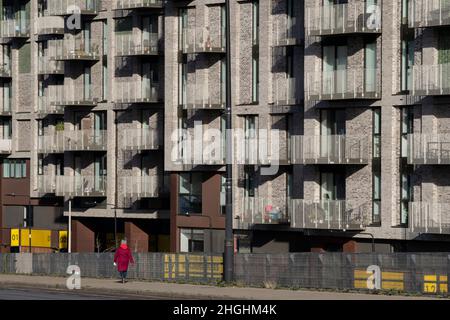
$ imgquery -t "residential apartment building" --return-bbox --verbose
[1,0,450,254]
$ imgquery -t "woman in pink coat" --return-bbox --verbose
[113,239,134,283]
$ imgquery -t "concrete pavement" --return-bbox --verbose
[0,274,443,300]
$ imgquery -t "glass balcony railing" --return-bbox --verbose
[236,137,291,165]
[56,175,107,197]
[114,0,163,10]
[273,16,302,46]
[35,16,64,36]
[115,33,159,56]
[408,134,450,164]
[291,135,370,165]
[306,68,381,100]
[38,56,64,75]
[410,202,450,234]
[121,175,159,199]
[176,136,226,166]
[409,0,450,28]
[114,79,160,104]
[411,64,450,96]
[182,74,225,110]
[306,1,382,36]
[290,200,370,231]
[64,129,107,151]
[238,197,291,226]
[45,0,102,16]
[274,77,301,106]
[0,19,30,38]
[181,27,226,54]
[53,83,99,106]
[37,175,58,195]
[37,87,65,116]
[37,132,65,154]
[50,37,100,61]
[122,128,160,151]
[0,63,11,78]
[0,139,12,154]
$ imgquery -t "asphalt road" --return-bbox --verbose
[0,286,168,300]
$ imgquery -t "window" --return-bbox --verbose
[179,173,202,215]
[3,159,26,178]
[372,170,381,224]
[252,0,259,103]
[179,8,188,49]
[365,41,377,93]
[400,171,412,226]
[220,175,226,215]
[37,154,44,175]
[401,36,414,92]
[1,118,12,139]
[323,45,348,95]
[401,107,413,158]
[373,108,381,158]
[180,228,204,253]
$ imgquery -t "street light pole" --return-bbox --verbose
[224,0,234,284]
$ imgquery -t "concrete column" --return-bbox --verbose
[125,221,149,253]
[72,219,95,253]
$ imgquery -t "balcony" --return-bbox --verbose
[35,16,64,36]
[236,137,291,165]
[122,128,160,151]
[306,2,382,36]
[290,200,370,231]
[114,79,160,104]
[407,134,450,165]
[410,202,450,234]
[45,0,102,16]
[181,27,226,54]
[64,130,107,151]
[182,75,225,110]
[291,135,370,165]
[38,57,64,75]
[121,175,159,199]
[37,175,58,196]
[176,139,226,166]
[113,0,163,10]
[273,77,302,106]
[51,37,100,61]
[115,33,159,56]
[306,68,381,100]
[409,0,450,28]
[37,132,65,154]
[238,197,291,226]
[0,64,11,78]
[54,84,99,106]
[56,175,106,197]
[37,88,65,116]
[0,85,11,115]
[411,64,450,96]
[0,139,12,154]
[0,19,30,38]
[273,16,302,46]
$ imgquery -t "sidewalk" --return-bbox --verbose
[0,274,442,300]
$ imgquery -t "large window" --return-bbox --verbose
[179,173,202,215]
[373,108,381,158]
[3,159,26,178]
[252,0,259,103]
[365,40,377,92]
[401,35,414,92]
[372,169,381,224]
[180,228,204,253]
[401,107,413,158]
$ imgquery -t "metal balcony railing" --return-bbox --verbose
[181,27,226,54]
[407,134,450,165]
[53,84,98,106]
[274,16,302,46]
[410,202,450,234]
[0,19,30,38]
[274,77,301,105]
[182,74,225,110]
[306,68,381,100]
[121,175,159,199]
[56,175,107,197]
[114,79,160,104]
[37,132,65,154]
[306,2,382,36]
[0,139,12,154]
[122,128,160,151]
[51,37,100,61]
[291,135,370,165]
[37,175,58,195]
[291,200,370,230]
[239,197,291,226]
[35,16,64,36]
[411,64,450,96]
[114,0,163,10]
[115,33,159,56]
[45,0,102,16]
[64,130,107,151]
[409,0,450,28]
[38,57,64,75]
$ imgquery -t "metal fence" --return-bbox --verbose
[1,252,450,295]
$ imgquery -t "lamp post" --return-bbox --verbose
[185,212,214,279]
[6,193,32,253]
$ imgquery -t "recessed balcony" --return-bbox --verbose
[51,37,100,61]
[115,33,159,57]
[37,132,65,154]
[121,175,159,199]
[306,68,381,100]
[64,129,107,151]
[0,19,30,38]
[290,200,370,231]
[37,175,58,196]
[56,175,107,197]
[37,92,65,117]
[38,57,64,75]
[410,202,450,234]
[409,0,450,28]
[54,84,99,106]
[176,139,226,166]
[181,75,225,110]
[45,0,102,16]
[291,135,370,165]
[122,128,160,151]
[273,17,302,47]
[236,137,291,165]
[181,28,226,54]
[238,197,291,226]
[113,0,163,10]
[114,79,161,104]
[407,134,450,165]
[306,1,382,36]
[273,77,302,106]
[35,16,64,36]
[411,64,450,96]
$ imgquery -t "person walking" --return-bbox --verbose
[113,239,134,284]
